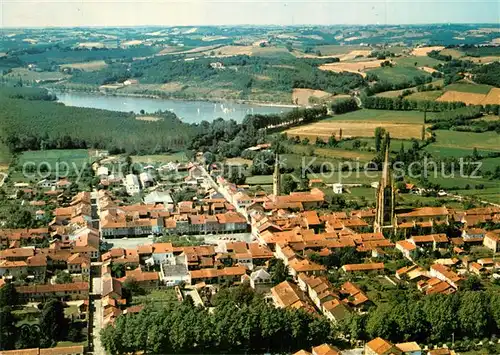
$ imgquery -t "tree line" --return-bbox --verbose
[0,86,198,155]
[362,95,467,112]
[101,283,335,354]
[343,288,500,349]
[189,107,327,159]
[0,284,82,351]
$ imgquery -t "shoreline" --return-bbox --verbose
[47,85,301,109]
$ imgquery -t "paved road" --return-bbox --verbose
[105,232,254,250]
[92,299,106,355]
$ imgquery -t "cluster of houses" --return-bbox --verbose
[292,337,456,355]
[96,190,248,238]
[1,158,500,355]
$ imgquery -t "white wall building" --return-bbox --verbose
[124,174,141,195]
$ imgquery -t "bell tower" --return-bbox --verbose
[374,134,395,233]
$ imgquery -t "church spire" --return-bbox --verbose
[273,152,281,196]
[374,133,395,233]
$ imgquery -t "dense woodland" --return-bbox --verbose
[189,106,327,158]
[0,86,198,154]
[70,55,366,97]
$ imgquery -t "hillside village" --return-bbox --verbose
[0,140,499,355]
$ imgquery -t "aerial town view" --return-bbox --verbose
[0,1,499,355]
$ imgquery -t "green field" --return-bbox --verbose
[439,48,465,59]
[443,83,494,94]
[131,152,188,164]
[327,109,429,124]
[18,149,92,166]
[394,56,443,68]
[308,171,382,185]
[433,130,500,151]
[479,157,500,173]
[0,142,11,166]
[368,66,430,85]
[427,175,498,190]
[311,45,369,56]
[246,175,273,185]
[424,145,495,159]
[285,144,376,163]
[454,187,500,204]
[5,67,70,82]
[406,90,444,101]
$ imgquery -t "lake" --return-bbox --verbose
[55,91,292,123]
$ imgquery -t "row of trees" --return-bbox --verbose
[100,283,335,354]
[343,289,500,345]
[0,284,80,351]
[189,107,327,159]
[330,98,358,114]
[362,95,467,112]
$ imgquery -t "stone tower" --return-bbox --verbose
[374,135,395,233]
[273,152,281,197]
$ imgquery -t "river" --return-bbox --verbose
[55,91,292,123]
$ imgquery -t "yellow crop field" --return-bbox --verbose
[319,60,384,77]
[286,121,425,140]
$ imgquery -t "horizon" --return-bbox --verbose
[1,0,498,28]
[2,22,500,30]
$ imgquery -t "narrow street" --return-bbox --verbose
[91,298,106,355]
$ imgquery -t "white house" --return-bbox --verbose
[37,179,56,188]
[124,174,141,195]
[249,269,271,288]
[332,183,343,194]
[151,243,176,265]
[139,172,154,188]
[97,166,109,178]
[160,263,190,287]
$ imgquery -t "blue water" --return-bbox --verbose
[55,91,291,124]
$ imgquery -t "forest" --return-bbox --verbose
[0,86,198,155]
[70,55,366,96]
[189,106,327,158]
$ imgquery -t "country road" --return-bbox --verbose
[0,172,7,187]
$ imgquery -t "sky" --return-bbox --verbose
[0,0,498,27]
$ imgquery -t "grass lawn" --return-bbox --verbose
[346,186,377,204]
[131,289,178,307]
[312,45,368,56]
[406,90,444,101]
[423,145,494,159]
[56,341,87,348]
[246,175,273,185]
[327,109,429,124]
[443,83,494,94]
[396,194,465,210]
[285,144,375,163]
[131,151,188,164]
[454,187,500,204]
[394,56,443,68]
[479,157,500,173]
[0,142,11,167]
[307,171,381,185]
[17,149,92,168]
[432,130,500,151]
[368,66,431,85]
[439,48,465,58]
[427,175,498,190]
[5,67,69,81]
